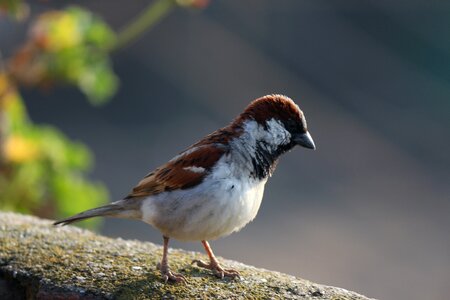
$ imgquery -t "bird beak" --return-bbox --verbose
[294,131,316,150]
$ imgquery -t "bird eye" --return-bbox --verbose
[285,118,299,132]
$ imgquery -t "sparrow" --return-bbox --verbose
[54,94,316,283]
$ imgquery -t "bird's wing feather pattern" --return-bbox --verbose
[126,145,226,198]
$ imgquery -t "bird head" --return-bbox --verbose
[236,94,316,152]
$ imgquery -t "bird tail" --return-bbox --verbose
[53,203,125,226]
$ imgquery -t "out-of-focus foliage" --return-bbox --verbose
[8,6,118,105]
[0,73,108,228]
[0,0,29,20]
[0,5,116,228]
[0,0,209,228]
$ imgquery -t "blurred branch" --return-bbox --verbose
[111,0,177,51]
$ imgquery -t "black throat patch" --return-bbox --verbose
[250,141,295,179]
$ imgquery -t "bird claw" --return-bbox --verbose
[192,259,240,279]
[157,262,187,284]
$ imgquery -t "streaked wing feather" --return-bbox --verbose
[126,145,226,198]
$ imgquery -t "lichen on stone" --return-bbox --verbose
[0,212,373,299]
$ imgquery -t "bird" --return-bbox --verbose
[54,94,316,283]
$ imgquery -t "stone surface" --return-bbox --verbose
[0,212,374,299]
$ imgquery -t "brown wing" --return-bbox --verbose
[126,145,227,199]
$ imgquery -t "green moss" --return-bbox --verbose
[0,212,372,299]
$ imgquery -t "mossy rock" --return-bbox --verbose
[0,212,374,299]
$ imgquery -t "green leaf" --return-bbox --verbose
[78,59,118,105]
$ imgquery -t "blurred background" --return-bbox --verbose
[1,1,449,299]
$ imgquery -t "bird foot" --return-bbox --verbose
[157,262,187,284]
[192,259,240,279]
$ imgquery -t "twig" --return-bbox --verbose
[111,0,177,51]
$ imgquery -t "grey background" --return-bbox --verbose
[1,1,449,299]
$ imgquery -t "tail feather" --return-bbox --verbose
[53,203,123,226]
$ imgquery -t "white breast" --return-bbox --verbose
[140,155,267,241]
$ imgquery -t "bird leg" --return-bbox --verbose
[157,236,187,284]
[192,240,240,279]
